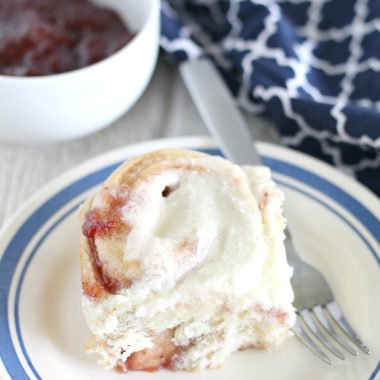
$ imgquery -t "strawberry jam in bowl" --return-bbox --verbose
[0,0,135,76]
[0,0,159,143]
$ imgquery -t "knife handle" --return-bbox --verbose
[180,59,262,166]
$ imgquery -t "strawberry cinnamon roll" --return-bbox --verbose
[79,149,295,372]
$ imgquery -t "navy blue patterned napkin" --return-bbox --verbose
[160,0,380,196]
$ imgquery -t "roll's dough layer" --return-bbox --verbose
[79,149,295,372]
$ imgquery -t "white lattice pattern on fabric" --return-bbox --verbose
[161,0,380,192]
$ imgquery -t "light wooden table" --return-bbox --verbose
[0,57,279,227]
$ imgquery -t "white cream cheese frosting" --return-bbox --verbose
[81,151,295,371]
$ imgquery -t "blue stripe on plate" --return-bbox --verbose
[0,164,119,380]
[369,361,380,380]
[203,148,380,249]
[0,148,379,380]
[14,201,83,380]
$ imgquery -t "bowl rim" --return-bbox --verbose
[0,0,159,83]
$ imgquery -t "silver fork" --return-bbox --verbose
[180,58,370,364]
[285,230,370,364]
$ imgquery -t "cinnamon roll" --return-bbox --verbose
[79,149,295,372]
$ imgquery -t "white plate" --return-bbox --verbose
[0,136,379,380]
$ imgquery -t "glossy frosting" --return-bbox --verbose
[81,152,295,371]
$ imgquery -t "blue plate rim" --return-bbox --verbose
[0,139,379,379]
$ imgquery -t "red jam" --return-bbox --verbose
[82,208,124,239]
[82,188,129,295]
[125,330,179,372]
[0,0,134,76]
[82,209,124,295]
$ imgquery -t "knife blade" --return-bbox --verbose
[180,59,262,166]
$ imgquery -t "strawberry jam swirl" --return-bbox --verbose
[82,187,129,295]
[0,0,134,76]
[116,329,182,372]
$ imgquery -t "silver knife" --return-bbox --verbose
[179,59,262,166]
[180,59,372,364]
[180,58,299,268]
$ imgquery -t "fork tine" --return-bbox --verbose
[293,315,332,365]
[325,302,370,354]
[313,306,358,356]
[299,309,345,360]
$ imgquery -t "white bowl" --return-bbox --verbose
[0,0,160,144]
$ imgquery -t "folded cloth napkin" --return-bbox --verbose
[160,0,380,196]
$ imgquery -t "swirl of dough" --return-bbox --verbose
[79,149,295,372]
